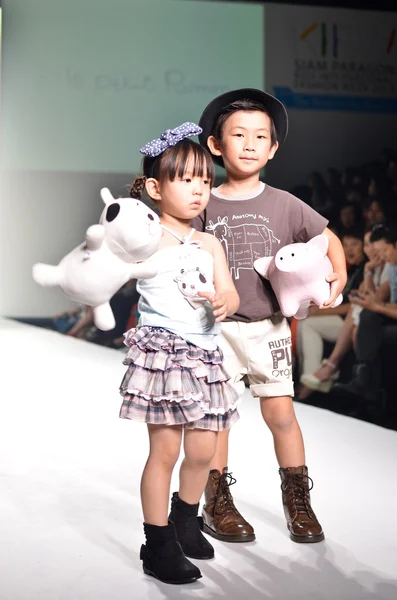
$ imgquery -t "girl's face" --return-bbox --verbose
[363,231,378,262]
[342,235,365,265]
[154,156,211,221]
[373,239,397,264]
[208,110,278,178]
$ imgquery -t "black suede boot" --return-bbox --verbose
[169,492,215,559]
[141,523,201,585]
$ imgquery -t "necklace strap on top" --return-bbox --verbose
[161,225,196,244]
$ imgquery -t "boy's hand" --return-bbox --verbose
[322,272,346,307]
[197,291,228,322]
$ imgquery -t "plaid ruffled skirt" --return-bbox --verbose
[119,327,239,431]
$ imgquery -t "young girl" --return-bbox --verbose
[120,123,240,585]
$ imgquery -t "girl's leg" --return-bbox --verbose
[352,325,358,348]
[313,309,355,381]
[141,424,182,526]
[297,315,344,377]
[179,428,218,503]
[168,428,218,560]
[260,395,304,467]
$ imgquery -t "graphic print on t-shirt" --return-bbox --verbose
[173,259,214,309]
[206,215,280,280]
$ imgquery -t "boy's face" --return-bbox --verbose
[373,239,397,264]
[208,110,278,177]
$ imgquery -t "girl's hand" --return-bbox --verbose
[349,293,379,312]
[197,291,228,322]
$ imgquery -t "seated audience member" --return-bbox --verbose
[54,305,91,337]
[85,281,140,347]
[368,175,395,203]
[307,171,334,216]
[333,225,397,405]
[363,198,387,229]
[300,228,387,393]
[344,184,365,206]
[296,227,367,400]
[337,202,363,235]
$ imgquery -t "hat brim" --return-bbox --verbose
[198,88,288,168]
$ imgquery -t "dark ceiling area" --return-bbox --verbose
[215,1,397,12]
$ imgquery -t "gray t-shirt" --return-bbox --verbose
[386,263,397,303]
[191,184,328,322]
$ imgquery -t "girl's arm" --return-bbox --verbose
[375,280,390,303]
[322,227,348,307]
[361,265,377,295]
[198,236,240,321]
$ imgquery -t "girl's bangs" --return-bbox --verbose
[160,141,215,183]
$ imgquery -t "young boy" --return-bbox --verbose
[192,88,347,544]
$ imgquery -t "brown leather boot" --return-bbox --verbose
[279,466,324,543]
[201,468,255,542]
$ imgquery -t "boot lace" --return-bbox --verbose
[282,474,315,516]
[216,471,239,514]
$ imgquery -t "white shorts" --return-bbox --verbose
[218,314,294,399]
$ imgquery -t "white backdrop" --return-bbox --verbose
[0,0,264,317]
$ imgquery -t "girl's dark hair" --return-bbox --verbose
[341,225,365,242]
[129,139,214,199]
[129,175,147,199]
[212,99,278,147]
[370,224,397,245]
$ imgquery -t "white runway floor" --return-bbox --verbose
[1,317,397,600]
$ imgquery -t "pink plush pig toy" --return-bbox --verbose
[254,234,343,320]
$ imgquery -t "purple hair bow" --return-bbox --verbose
[140,122,202,158]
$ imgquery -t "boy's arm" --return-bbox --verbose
[322,227,348,307]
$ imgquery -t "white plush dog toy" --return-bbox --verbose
[32,188,162,331]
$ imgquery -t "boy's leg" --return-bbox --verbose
[209,428,229,472]
[259,395,305,467]
[202,321,255,542]
[250,315,324,543]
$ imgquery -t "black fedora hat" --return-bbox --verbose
[198,88,288,168]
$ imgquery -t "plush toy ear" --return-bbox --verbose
[100,187,115,206]
[306,234,329,256]
[85,224,105,251]
[254,256,273,279]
